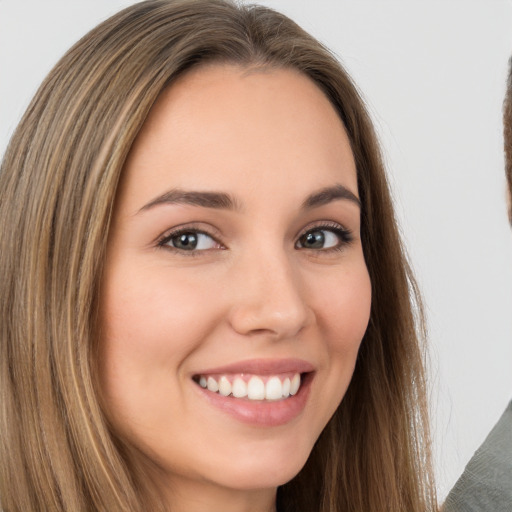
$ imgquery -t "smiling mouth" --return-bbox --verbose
[193,373,302,401]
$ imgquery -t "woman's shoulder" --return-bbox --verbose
[443,400,512,512]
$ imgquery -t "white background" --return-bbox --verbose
[1,0,511,501]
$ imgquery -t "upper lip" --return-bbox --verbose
[193,358,315,376]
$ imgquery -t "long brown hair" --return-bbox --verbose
[0,1,436,510]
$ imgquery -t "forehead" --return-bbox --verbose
[119,64,358,210]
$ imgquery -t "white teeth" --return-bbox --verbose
[198,372,303,401]
[265,376,283,400]
[207,376,219,392]
[290,374,300,395]
[282,377,291,397]
[232,377,248,398]
[247,376,265,400]
[218,376,232,396]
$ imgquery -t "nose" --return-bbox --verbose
[227,249,312,340]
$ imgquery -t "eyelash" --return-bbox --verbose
[156,222,353,256]
[157,224,224,256]
[296,222,354,252]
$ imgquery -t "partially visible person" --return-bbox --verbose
[443,58,512,512]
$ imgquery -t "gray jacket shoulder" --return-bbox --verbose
[443,401,512,512]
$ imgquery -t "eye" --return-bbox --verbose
[160,230,220,251]
[296,225,352,251]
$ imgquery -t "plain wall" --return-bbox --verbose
[1,0,511,500]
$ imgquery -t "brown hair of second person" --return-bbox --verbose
[504,57,512,218]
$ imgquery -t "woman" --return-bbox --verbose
[0,1,437,510]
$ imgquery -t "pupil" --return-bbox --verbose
[176,232,197,249]
[305,231,324,248]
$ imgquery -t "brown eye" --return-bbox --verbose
[171,232,199,250]
[299,230,326,249]
[296,226,351,250]
[163,231,218,251]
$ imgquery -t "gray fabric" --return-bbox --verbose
[443,401,512,512]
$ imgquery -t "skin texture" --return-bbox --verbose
[99,65,372,512]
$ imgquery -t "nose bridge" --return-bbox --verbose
[228,241,310,338]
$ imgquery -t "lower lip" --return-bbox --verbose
[194,374,313,427]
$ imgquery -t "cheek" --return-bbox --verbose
[97,266,222,419]
[309,259,371,408]
[300,260,371,441]
[101,267,219,359]
[314,263,372,356]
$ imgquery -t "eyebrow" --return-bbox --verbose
[301,184,361,209]
[139,189,241,213]
[138,183,360,214]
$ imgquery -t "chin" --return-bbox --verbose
[209,439,314,491]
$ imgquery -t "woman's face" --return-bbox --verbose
[100,64,371,507]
